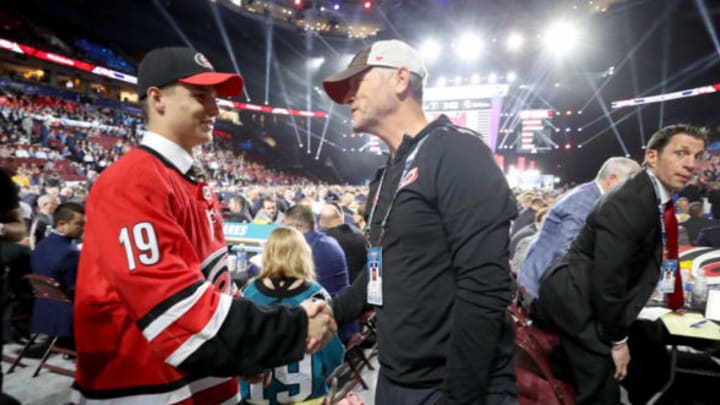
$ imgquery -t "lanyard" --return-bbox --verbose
[647,170,671,259]
[365,135,430,246]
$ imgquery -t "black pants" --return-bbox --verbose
[557,332,620,405]
[541,316,670,404]
[535,266,620,404]
[376,372,443,405]
[0,242,32,341]
[621,320,670,404]
[375,371,518,405]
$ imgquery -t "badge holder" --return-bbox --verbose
[367,247,383,306]
[658,259,678,294]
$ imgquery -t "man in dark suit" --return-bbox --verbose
[318,203,367,283]
[683,202,717,244]
[695,224,720,247]
[511,197,545,237]
[224,194,252,223]
[29,194,58,249]
[518,157,641,298]
[30,201,85,349]
[536,124,708,404]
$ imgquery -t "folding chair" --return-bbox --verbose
[7,274,76,377]
[343,332,376,390]
[326,364,366,405]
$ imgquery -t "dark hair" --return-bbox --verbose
[646,124,709,153]
[535,207,549,223]
[530,197,546,208]
[53,202,84,225]
[688,202,704,217]
[262,196,276,207]
[229,194,245,207]
[285,204,315,231]
[408,72,424,103]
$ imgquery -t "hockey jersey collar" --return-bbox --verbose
[140,131,195,175]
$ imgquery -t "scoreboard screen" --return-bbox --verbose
[423,84,508,152]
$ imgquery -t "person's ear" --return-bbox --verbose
[395,68,411,98]
[645,149,657,169]
[147,87,166,115]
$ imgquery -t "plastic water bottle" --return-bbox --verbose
[227,249,237,274]
[693,269,708,310]
[236,244,248,273]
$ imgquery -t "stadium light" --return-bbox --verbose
[292,0,303,8]
[436,76,447,86]
[507,71,517,82]
[333,3,340,10]
[455,32,482,62]
[363,0,373,10]
[488,73,498,84]
[419,39,441,62]
[470,74,481,84]
[543,20,581,57]
[307,57,325,70]
[506,32,524,52]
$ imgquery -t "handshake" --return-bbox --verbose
[301,299,338,354]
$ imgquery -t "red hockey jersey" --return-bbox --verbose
[73,137,307,405]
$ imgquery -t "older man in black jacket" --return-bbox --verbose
[537,124,708,404]
[323,39,517,405]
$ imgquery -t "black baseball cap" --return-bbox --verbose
[137,47,244,99]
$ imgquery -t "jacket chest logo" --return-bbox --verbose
[399,167,419,189]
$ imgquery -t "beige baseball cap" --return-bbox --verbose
[322,40,428,104]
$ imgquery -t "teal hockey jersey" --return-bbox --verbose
[239,279,345,404]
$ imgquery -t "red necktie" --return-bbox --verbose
[664,200,683,310]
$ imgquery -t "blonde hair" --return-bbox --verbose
[259,227,315,281]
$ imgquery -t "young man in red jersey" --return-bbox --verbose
[73,47,336,404]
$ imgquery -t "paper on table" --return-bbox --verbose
[660,312,720,341]
[707,290,720,322]
[638,307,672,321]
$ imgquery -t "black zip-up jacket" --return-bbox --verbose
[332,115,518,404]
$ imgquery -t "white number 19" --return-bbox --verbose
[119,222,160,271]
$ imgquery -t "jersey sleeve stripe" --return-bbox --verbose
[136,280,205,331]
[201,247,228,270]
[206,255,229,283]
[70,376,234,404]
[218,395,242,405]
[142,282,211,342]
[165,292,233,367]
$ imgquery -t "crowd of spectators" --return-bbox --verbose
[0,81,320,193]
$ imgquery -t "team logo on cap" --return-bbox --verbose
[194,53,214,70]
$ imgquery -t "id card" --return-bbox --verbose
[658,259,678,294]
[367,247,383,306]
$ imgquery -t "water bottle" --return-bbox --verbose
[693,268,708,310]
[236,244,248,273]
[227,248,237,274]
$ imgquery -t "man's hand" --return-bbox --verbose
[240,370,272,386]
[301,299,337,354]
[611,342,630,381]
